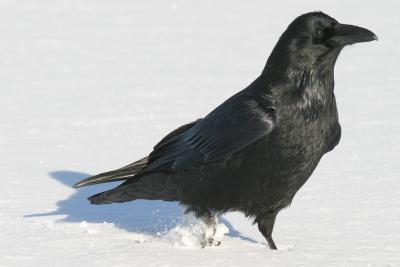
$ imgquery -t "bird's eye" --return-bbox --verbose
[313,29,324,43]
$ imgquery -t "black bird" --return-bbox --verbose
[74,12,377,249]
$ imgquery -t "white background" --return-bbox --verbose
[1,1,399,266]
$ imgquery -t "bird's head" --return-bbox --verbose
[264,12,377,78]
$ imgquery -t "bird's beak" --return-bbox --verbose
[328,23,378,46]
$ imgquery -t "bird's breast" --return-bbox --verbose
[251,104,340,195]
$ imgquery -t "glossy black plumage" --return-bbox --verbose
[74,12,377,249]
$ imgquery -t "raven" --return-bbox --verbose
[74,12,376,249]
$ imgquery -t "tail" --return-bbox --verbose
[88,174,178,204]
[73,157,149,188]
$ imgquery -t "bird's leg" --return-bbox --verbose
[200,213,220,248]
[257,213,278,250]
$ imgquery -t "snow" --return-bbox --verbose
[1,0,399,266]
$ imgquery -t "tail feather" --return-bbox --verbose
[73,157,149,188]
[88,174,178,204]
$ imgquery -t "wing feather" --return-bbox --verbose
[141,91,276,174]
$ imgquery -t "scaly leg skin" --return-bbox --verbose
[257,213,278,250]
[200,213,220,248]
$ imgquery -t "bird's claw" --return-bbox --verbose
[200,237,221,248]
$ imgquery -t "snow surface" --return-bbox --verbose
[1,0,399,266]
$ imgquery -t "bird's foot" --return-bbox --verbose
[200,220,221,248]
[199,213,220,248]
[266,236,277,250]
[200,235,221,248]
